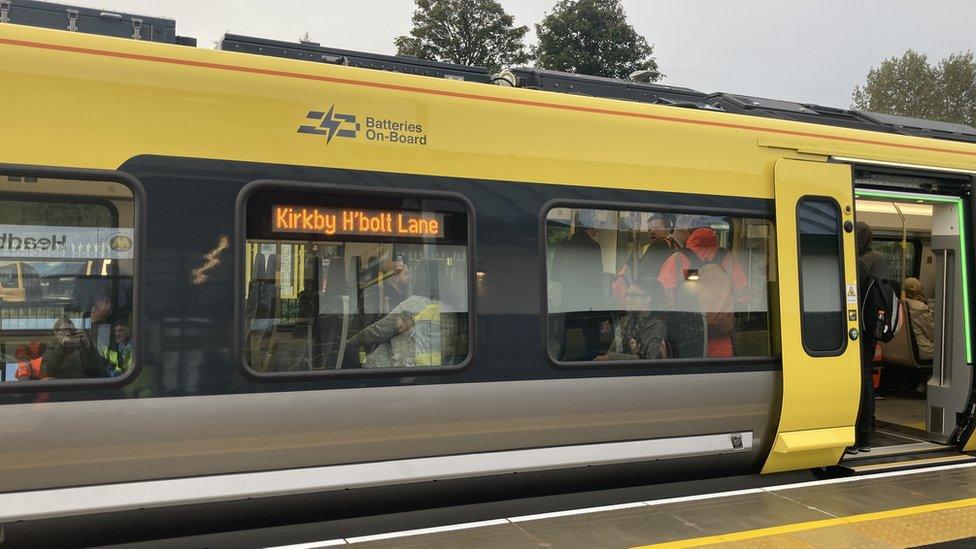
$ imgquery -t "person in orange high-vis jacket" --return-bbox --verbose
[15,341,47,381]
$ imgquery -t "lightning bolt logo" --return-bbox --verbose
[319,105,342,144]
[298,104,360,144]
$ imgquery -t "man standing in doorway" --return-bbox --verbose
[852,221,890,453]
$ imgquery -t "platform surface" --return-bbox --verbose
[272,462,976,548]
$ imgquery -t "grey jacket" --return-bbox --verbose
[347,296,458,368]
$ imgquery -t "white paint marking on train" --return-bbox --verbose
[508,501,648,523]
[262,461,976,548]
[343,518,510,543]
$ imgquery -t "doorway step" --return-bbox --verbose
[837,444,973,474]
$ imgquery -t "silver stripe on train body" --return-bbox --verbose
[0,431,754,522]
[0,373,778,496]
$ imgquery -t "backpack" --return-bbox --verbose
[860,276,902,343]
[678,248,736,336]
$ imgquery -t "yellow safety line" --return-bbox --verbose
[633,496,976,548]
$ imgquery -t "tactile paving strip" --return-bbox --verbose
[661,501,976,548]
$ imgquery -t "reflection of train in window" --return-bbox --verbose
[1,5,975,532]
[0,261,41,302]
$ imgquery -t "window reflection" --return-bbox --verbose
[0,178,136,384]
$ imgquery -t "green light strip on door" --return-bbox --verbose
[854,189,973,363]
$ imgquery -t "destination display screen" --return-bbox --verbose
[272,205,445,238]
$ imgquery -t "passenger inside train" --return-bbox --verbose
[595,280,668,361]
[546,207,774,363]
[244,242,468,372]
[903,277,935,362]
[345,259,458,369]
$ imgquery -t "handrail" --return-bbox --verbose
[892,202,908,299]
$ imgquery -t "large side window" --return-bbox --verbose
[797,198,846,354]
[545,208,774,363]
[0,176,136,384]
[243,187,470,374]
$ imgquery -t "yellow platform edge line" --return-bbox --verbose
[633,495,976,548]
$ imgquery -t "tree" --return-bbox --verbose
[852,49,976,126]
[532,0,659,80]
[395,0,529,73]
[937,52,976,125]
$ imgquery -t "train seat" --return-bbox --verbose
[880,302,932,370]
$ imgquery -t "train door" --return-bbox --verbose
[854,188,974,449]
[762,159,862,473]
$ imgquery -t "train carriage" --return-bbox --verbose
[0,1,974,525]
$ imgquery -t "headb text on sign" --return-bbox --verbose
[273,205,444,238]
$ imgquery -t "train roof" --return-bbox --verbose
[219,35,976,146]
[4,0,976,148]
[214,30,976,146]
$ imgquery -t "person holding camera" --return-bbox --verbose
[41,317,105,379]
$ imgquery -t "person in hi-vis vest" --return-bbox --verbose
[102,317,134,377]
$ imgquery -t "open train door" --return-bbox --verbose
[762,159,863,473]
[852,188,973,446]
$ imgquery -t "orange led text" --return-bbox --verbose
[273,205,442,238]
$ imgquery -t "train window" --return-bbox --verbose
[243,187,470,374]
[0,176,137,384]
[797,198,846,355]
[873,238,921,281]
[0,263,16,288]
[545,208,774,363]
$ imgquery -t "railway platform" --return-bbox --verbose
[275,462,976,548]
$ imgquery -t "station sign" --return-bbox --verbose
[0,224,134,259]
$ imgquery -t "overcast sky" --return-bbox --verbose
[59,0,976,107]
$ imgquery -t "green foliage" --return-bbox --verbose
[532,0,659,80]
[395,0,529,73]
[852,49,976,126]
[547,225,570,245]
[937,52,976,125]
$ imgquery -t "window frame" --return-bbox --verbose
[539,197,780,371]
[0,164,146,393]
[235,179,477,381]
[795,195,849,358]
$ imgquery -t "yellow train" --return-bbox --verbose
[0,1,973,535]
